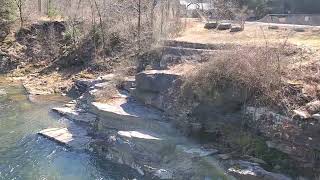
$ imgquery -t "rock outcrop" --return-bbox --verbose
[227,160,291,180]
[37,40,297,179]
[38,118,92,150]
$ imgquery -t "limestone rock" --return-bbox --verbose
[204,22,218,29]
[293,28,305,32]
[38,122,91,149]
[217,23,232,30]
[90,92,173,135]
[91,96,162,122]
[230,26,243,32]
[135,70,181,93]
[52,106,97,124]
[228,160,291,180]
[118,130,162,140]
[268,26,279,30]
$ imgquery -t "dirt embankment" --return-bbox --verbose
[0,20,137,95]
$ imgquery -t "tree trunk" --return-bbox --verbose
[160,1,164,36]
[38,0,41,13]
[150,0,156,42]
[93,0,106,55]
[15,0,23,28]
[138,0,141,51]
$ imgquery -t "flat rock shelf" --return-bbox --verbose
[38,123,92,150]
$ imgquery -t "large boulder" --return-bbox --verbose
[268,26,279,30]
[204,22,218,29]
[217,23,232,30]
[230,26,243,32]
[135,70,182,93]
[293,28,305,32]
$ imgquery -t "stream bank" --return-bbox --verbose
[16,40,309,179]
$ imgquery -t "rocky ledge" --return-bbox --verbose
[38,118,92,150]
[34,40,298,179]
[35,70,293,179]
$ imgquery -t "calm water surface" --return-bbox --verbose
[0,78,140,180]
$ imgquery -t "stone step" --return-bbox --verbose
[163,40,235,50]
[52,106,97,125]
[162,46,220,56]
[135,69,181,93]
[38,121,92,150]
[90,92,174,135]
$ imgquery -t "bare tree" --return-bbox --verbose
[14,0,24,27]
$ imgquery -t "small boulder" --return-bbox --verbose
[217,23,232,30]
[268,26,279,30]
[204,22,218,29]
[293,28,305,32]
[230,26,243,32]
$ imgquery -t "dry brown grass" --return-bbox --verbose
[176,19,320,49]
[93,74,126,103]
[181,45,305,112]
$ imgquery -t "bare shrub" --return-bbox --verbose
[181,45,295,110]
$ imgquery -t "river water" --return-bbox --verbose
[0,79,140,180]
